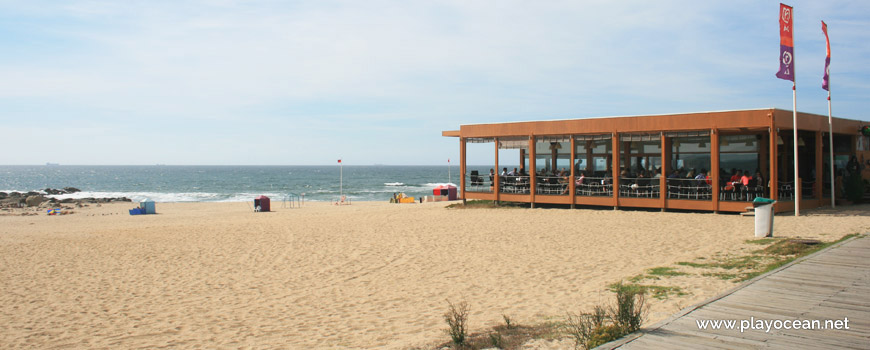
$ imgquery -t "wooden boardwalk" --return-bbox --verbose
[600,235,870,349]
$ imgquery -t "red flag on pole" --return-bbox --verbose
[776,3,795,82]
[338,159,341,163]
[822,21,831,91]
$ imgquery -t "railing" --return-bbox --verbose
[575,177,613,197]
[535,175,568,195]
[778,181,795,200]
[619,177,661,198]
[667,178,712,200]
[466,173,494,193]
[720,181,765,202]
[500,175,532,194]
[802,180,816,199]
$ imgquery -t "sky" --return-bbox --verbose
[1,0,869,166]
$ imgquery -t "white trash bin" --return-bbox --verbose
[753,200,776,237]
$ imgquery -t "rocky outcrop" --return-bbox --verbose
[25,195,47,207]
[43,187,82,195]
[0,189,130,208]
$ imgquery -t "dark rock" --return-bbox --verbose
[1,198,21,207]
[8,192,21,198]
[25,191,40,197]
[0,192,6,198]
[63,187,81,194]
[61,198,76,203]
[44,188,63,195]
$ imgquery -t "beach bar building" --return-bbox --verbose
[443,108,869,213]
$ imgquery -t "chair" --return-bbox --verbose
[470,171,483,187]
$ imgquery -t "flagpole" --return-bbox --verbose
[827,91,835,208]
[448,159,451,185]
[791,6,799,217]
[793,83,799,216]
[823,20,835,208]
[340,159,343,200]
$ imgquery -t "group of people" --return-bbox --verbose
[723,168,764,192]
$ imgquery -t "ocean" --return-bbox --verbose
[0,165,460,203]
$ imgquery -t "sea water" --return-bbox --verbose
[0,165,462,203]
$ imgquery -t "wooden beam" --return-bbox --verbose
[711,129,720,212]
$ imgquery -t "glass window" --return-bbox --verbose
[671,136,711,173]
[535,139,570,174]
[620,134,661,198]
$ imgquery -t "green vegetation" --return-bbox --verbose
[435,312,560,350]
[745,238,777,245]
[609,282,686,300]
[444,300,469,349]
[565,284,647,349]
[676,261,714,268]
[677,233,862,282]
[646,267,688,277]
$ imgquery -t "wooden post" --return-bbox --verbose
[570,136,576,209]
[460,137,467,204]
[770,125,779,204]
[494,138,500,205]
[519,148,525,173]
[529,136,536,208]
[612,133,620,210]
[586,140,593,174]
[660,133,668,211]
[711,129,720,213]
[760,133,770,192]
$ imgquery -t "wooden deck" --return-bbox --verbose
[599,235,870,349]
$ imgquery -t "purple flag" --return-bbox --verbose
[776,45,795,81]
[822,21,830,91]
[776,4,795,82]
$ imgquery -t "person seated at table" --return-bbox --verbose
[695,169,708,185]
[754,171,764,189]
[729,168,740,183]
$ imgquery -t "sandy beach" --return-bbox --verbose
[1,201,868,349]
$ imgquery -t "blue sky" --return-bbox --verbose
[1,1,868,165]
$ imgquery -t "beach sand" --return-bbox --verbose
[1,201,868,349]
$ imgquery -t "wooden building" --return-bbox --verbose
[442,108,867,213]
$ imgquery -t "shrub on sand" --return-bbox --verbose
[444,299,469,349]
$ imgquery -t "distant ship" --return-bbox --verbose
[46,162,59,166]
